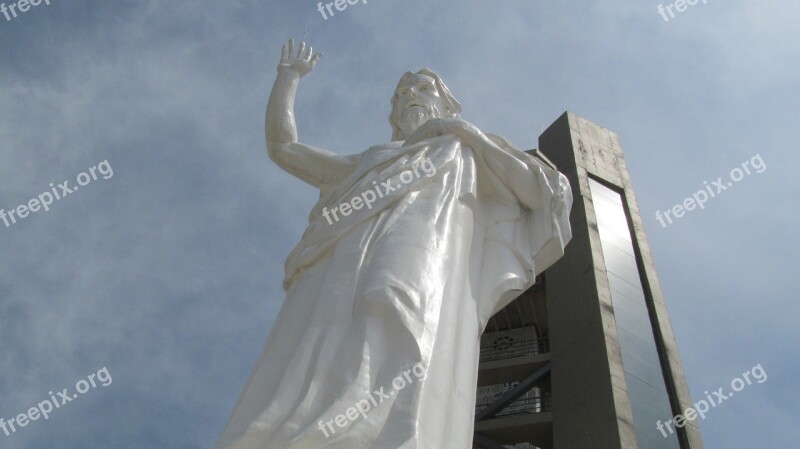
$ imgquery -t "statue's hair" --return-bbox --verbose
[389,68,462,141]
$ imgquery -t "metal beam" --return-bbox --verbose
[475,361,551,421]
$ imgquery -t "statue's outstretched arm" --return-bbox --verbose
[266,40,357,188]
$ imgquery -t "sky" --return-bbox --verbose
[0,0,797,448]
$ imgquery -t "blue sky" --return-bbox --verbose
[0,0,797,447]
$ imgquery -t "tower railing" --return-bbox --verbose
[475,392,552,417]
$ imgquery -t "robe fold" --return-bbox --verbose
[215,132,572,449]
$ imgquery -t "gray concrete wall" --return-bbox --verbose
[538,112,703,449]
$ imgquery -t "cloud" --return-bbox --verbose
[0,0,797,448]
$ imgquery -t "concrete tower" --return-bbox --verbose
[472,112,703,449]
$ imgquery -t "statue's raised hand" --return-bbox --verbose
[278,39,322,78]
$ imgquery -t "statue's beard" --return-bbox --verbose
[399,103,443,138]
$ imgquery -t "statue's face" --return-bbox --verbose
[395,74,447,139]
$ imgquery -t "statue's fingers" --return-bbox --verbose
[304,46,313,60]
[287,39,294,59]
[297,41,306,59]
[310,53,323,66]
[281,44,287,61]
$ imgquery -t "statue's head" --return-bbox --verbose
[389,68,462,142]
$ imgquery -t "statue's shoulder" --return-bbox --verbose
[485,133,521,152]
[485,133,556,170]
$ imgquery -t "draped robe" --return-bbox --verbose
[215,132,573,449]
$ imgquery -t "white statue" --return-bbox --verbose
[215,40,573,449]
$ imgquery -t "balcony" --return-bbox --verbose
[480,335,550,363]
[474,363,553,449]
[479,327,550,387]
